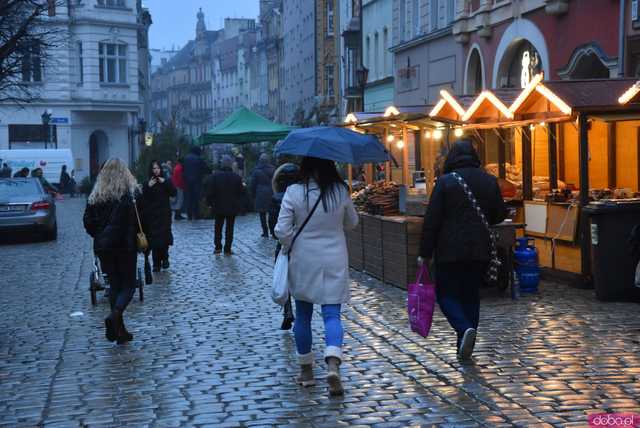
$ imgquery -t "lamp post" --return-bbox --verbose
[41,109,52,149]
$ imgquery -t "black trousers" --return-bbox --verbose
[149,246,169,267]
[98,251,137,312]
[214,215,236,251]
[184,184,201,219]
[259,212,275,236]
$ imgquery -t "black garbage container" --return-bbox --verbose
[583,201,640,302]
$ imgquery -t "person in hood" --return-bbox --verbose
[419,140,507,360]
[251,153,276,237]
[182,146,208,220]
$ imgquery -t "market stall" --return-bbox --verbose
[343,76,640,293]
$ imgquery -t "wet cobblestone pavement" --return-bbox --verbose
[1,198,640,427]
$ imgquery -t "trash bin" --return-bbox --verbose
[583,201,640,302]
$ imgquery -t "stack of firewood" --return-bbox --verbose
[352,181,400,216]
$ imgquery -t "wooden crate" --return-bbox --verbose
[345,214,364,271]
[381,216,423,289]
[362,213,384,279]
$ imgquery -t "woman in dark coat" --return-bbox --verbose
[142,160,177,272]
[419,140,507,360]
[83,158,140,344]
[251,153,275,237]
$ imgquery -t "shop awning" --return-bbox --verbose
[198,107,293,145]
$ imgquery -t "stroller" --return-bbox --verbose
[89,254,144,305]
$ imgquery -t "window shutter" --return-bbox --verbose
[633,0,638,21]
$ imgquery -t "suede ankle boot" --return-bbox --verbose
[297,364,315,387]
[326,357,343,396]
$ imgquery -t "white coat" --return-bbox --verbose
[275,181,359,305]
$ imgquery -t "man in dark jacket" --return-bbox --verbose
[419,140,507,360]
[206,155,245,255]
[182,146,208,220]
[0,163,12,178]
[251,153,275,237]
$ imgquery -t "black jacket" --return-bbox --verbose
[420,141,507,263]
[250,162,275,212]
[141,178,177,248]
[83,193,139,253]
[205,167,245,216]
[182,153,208,186]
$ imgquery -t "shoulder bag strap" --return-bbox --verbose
[450,172,501,280]
[133,197,144,235]
[286,192,322,256]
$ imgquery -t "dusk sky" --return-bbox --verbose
[143,0,260,51]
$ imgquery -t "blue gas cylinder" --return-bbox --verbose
[514,237,540,293]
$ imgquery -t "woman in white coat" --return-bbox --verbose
[274,156,359,396]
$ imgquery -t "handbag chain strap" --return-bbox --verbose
[132,197,144,235]
[450,172,501,281]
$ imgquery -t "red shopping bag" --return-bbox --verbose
[407,264,436,338]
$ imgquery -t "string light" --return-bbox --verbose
[386,134,395,142]
[424,130,432,139]
[396,140,405,149]
[454,128,464,138]
[433,129,443,140]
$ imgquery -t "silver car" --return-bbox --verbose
[0,178,57,240]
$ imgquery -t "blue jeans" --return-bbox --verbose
[294,301,343,359]
[436,262,485,349]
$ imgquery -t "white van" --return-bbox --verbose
[0,149,74,185]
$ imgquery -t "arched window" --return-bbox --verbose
[465,48,484,95]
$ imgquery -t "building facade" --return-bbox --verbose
[453,0,620,94]
[315,0,341,123]
[362,0,394,112]
[282,0,316,124]
[260,0,286,122]
[0,0,152,180]
[391,0,463,106]
[150,10,220,138]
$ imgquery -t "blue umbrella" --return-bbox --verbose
[274,126,390,164]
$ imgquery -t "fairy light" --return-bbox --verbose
[433,129,443,140]
[618,81,640,104]
[344,113,358,124]
[509,72,544,114]
[396,140,405,149]
[535,85,572,115]
[384,106,400,117]
[462,91,514,121]
[424,130,432,139]
[439,90,466,117]
[386,134,395,143]
[454,128,464,137]
[429,99,447,117]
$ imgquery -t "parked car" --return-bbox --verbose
[0,178,57,240]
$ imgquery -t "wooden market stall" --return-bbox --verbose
[344,76,640,289]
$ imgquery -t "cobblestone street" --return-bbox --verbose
[1,198,640,427]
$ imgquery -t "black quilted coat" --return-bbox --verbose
[419,140,507,263]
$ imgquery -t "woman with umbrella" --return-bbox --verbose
[274,127,386,396]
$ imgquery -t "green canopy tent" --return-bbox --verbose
[197,106,293,145]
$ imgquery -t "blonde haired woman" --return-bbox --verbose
[83,159,141,344]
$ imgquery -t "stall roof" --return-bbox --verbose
[544,79,639,112]
[428,90,473,121]
[198,107,293,145]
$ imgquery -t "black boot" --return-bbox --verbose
[118,318,133,344]
[105,309,122,342]
[144,258,153,284]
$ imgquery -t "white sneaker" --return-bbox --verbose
[458,328,477,360]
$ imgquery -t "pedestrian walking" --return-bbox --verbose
[171,158,186,220]
[141,160,177,272]
[0,163,12,178]
[418,140,507,360]
[13,167,29,178]
[270,162,301,330]
[59,165,75,197]
[251,153,276,237]
[83,158,141,344]
[31,168,58,195]
[205,155,245,255]
[183,146,208,220]
[274,156,359,396]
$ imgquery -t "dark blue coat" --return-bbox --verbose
[182,153,208,186]
[250,162,275,212]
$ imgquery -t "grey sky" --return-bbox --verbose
[143,0,260,51]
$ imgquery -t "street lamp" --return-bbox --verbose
[41,109,52,149]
